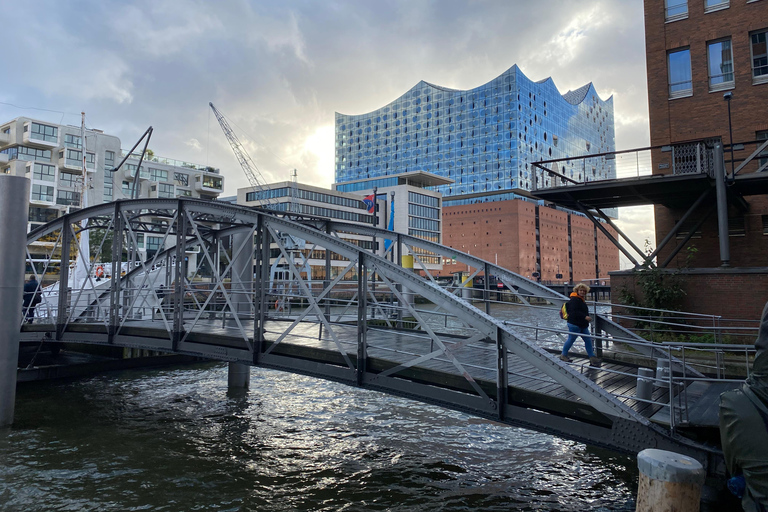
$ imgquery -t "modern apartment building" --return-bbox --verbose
[646,0,768,267]
[0,116,225,270]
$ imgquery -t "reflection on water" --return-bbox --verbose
[1,363,637,511]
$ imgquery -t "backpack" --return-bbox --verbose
[559,303,568,320]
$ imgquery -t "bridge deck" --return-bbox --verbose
[22,318,677,427]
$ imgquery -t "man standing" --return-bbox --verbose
[22,275,41,324]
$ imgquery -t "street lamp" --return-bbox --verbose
[724,92,735,178]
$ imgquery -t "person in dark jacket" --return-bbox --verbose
[22,275,41,324]
[719,301,768,511]
[560,283,601,365]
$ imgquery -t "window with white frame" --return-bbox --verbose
[665,0,688,20]
[668,48,693,98]
[751,29,768,83]
[704,0,729,12]
[707,38,734,90]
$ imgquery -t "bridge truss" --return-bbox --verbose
[21,198,726,475]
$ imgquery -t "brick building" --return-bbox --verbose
[644,0,768,268]
[612,0,768,321]
[441,199,618,283]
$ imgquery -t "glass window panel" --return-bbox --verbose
[752,30,768,80]
[668,49,692,97]
[708,39,734,88]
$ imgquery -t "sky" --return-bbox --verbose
[2,0,655,268]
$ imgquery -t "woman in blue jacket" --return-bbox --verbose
[560,283,601,366]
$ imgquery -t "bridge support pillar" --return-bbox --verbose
[0,176,30,427]
[228,362,250,389]
[636,449,705,512]
[227,230,254,390]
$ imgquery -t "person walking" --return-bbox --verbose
[22,275,41,324]
[560,283,601,366]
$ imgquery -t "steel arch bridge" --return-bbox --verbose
[20,198,723,475]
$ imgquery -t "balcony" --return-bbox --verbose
[0,131,11,148]
[23,128,59,149]
[0,153,7,165]
[194,174,224,193]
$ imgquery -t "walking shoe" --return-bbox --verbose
[589,356,602,366]
[559,354,572,363]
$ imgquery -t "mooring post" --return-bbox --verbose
[0,175,30,427]
[227,229,254,389]
[636,449,705,512]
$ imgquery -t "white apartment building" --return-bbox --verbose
[0,116,224,271]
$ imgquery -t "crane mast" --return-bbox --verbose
[209,102,275,206]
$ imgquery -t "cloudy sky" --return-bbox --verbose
[2,0,654,267]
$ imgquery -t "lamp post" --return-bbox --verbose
[724,92,735,178]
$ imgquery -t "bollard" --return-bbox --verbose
[0,175,30,427]
[636,367,655,401]
[636,449,705,512]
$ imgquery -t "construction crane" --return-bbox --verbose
[209,102,309,292]
[209,102,275,207]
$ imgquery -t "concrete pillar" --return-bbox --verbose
[636,449,705,512]
[227,230,253,389]
[0,176,30,427]
[227,362,250,388]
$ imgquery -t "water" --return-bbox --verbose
[1,363,638,511]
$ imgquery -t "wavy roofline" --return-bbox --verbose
[337,65,613,117]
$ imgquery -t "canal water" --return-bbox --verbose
[2,363,637,511]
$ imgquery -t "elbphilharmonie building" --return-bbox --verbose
[334,65,615,207]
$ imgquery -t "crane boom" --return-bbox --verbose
[209,102,275,206]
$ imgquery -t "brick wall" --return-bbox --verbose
[610,267,768,326]
[441,199,619,281]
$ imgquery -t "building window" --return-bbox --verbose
[29,206,57,223]
[148,168,168,182]
[707,38,734,90]
[158,183,174,198]
[751,29,768,84]
[31,184,54,203]
[174,172,189,186]
[668,48,693,98]
[1,146,52,162]
[59,172,79,188]
[56,190,81,206]
[105,150,115,168]
[202,175,223,189]
[32,163,56,182]
[704,0,729,12]
[30,123,58,143]
[64,134,82,149]
[665,0,688,20]
[146,236,163,255]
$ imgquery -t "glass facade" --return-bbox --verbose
[334,66,615,202]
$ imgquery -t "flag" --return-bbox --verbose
[363,194,375,214]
